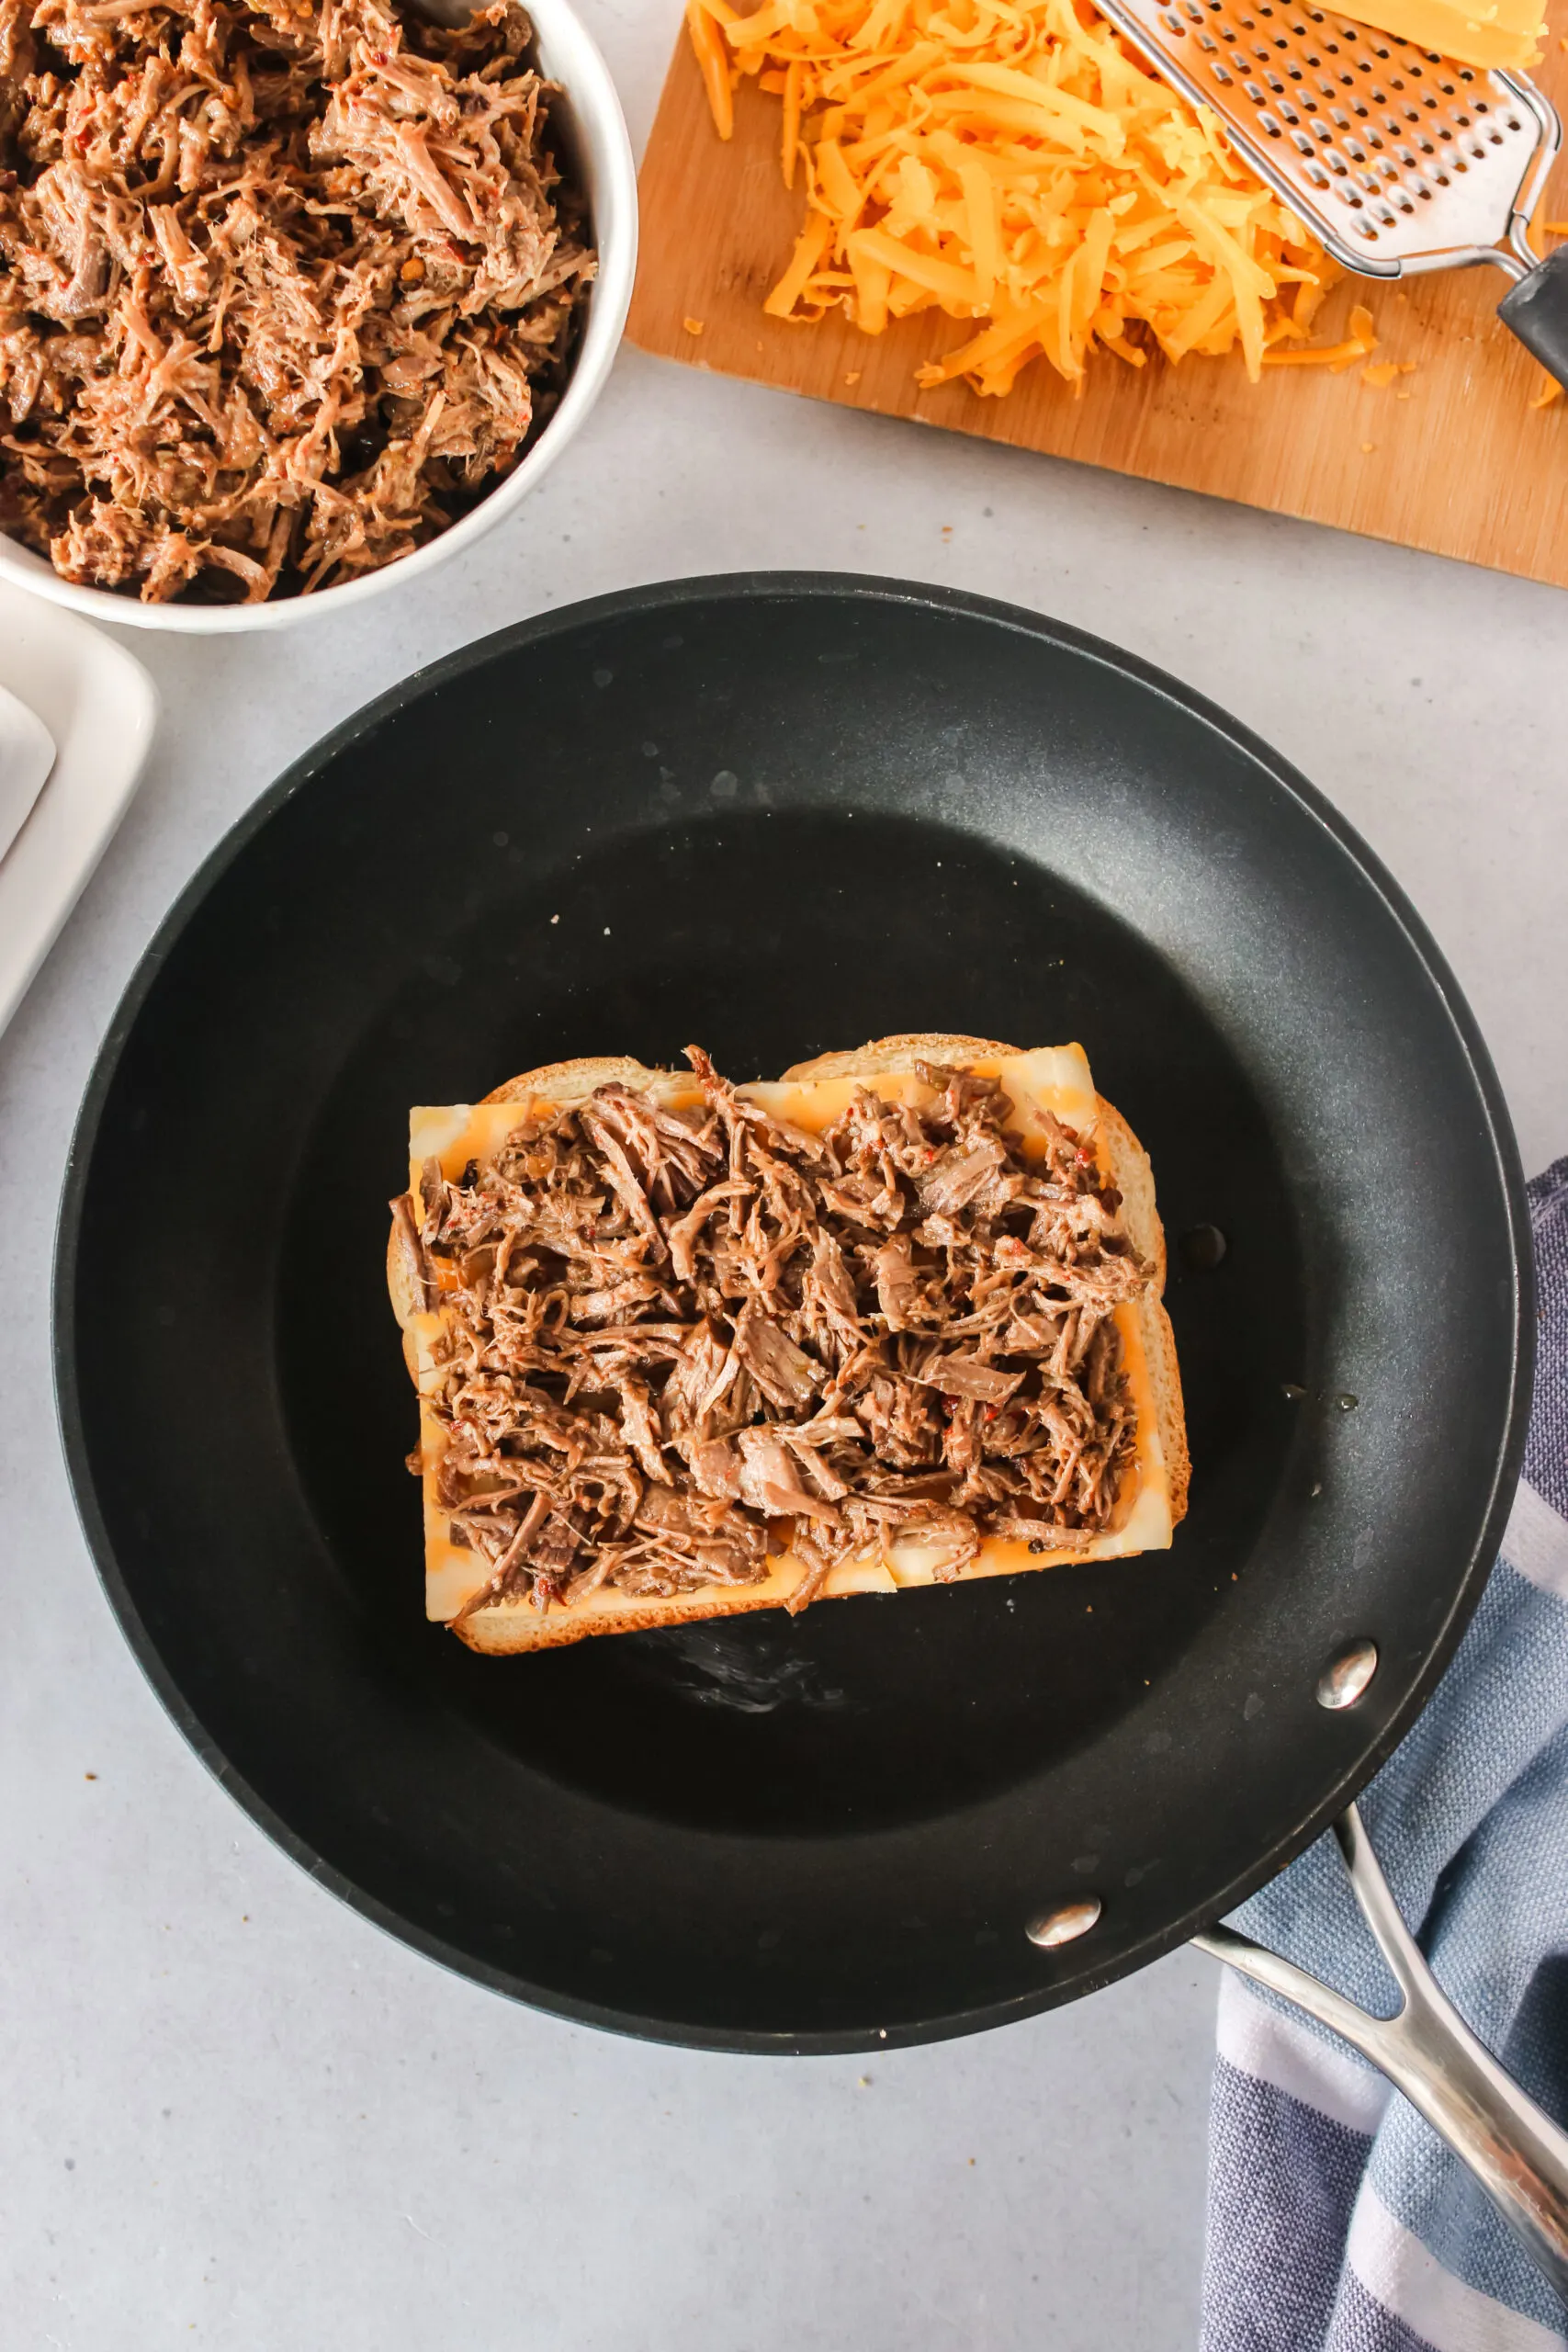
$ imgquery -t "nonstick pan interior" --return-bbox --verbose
[56,576,1530,2050]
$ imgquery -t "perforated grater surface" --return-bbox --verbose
[1092,0,1568,380]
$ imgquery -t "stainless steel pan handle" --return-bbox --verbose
[1196,1803,1568,2307]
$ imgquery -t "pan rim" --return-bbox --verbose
[51,571,1536,2052]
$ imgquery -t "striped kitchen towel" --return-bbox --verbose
[1202,1154,1568,2352]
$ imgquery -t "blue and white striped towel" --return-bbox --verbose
[1203,1155,1568,2352]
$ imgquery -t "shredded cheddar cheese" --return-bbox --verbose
[1361,356,1416,389]
[1261,301,1379,369]
[687,0,736,138]
[688,0,1337,391]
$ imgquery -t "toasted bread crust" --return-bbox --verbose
[1094,1098,1189,1529]
[782,1034,1022,1082]
[451,1578,839,1654]
[390,1035,1188,1653]
[481,1055,673,1107]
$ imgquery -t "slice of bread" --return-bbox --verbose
[389,1037,1189,1654]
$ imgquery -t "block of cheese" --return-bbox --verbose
[1335,0,1542,74]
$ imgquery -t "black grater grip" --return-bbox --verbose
[1498,247,1568,392]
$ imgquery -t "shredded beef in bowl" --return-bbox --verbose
[0,0,596,604]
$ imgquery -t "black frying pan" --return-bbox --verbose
[55,575,1531,2054]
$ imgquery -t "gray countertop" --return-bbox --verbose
[3,6,1564,2344]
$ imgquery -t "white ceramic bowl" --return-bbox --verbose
[0,0,637,633]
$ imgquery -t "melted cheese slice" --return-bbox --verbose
[407,1046,1172,1623]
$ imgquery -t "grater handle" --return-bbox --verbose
[1498,245,1568,391]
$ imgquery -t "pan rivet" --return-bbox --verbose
[1179,1222,1228,1272]
[1316,1639,1378,1710]
[1026,1896,1102,1949]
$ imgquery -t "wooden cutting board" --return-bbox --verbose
[626,25,1568,590]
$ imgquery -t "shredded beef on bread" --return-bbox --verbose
[401,1046,1159,1623]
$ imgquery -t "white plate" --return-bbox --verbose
[0,682,55,865]
[0,583,157,1036]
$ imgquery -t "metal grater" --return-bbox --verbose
[1092,0,1568,380]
